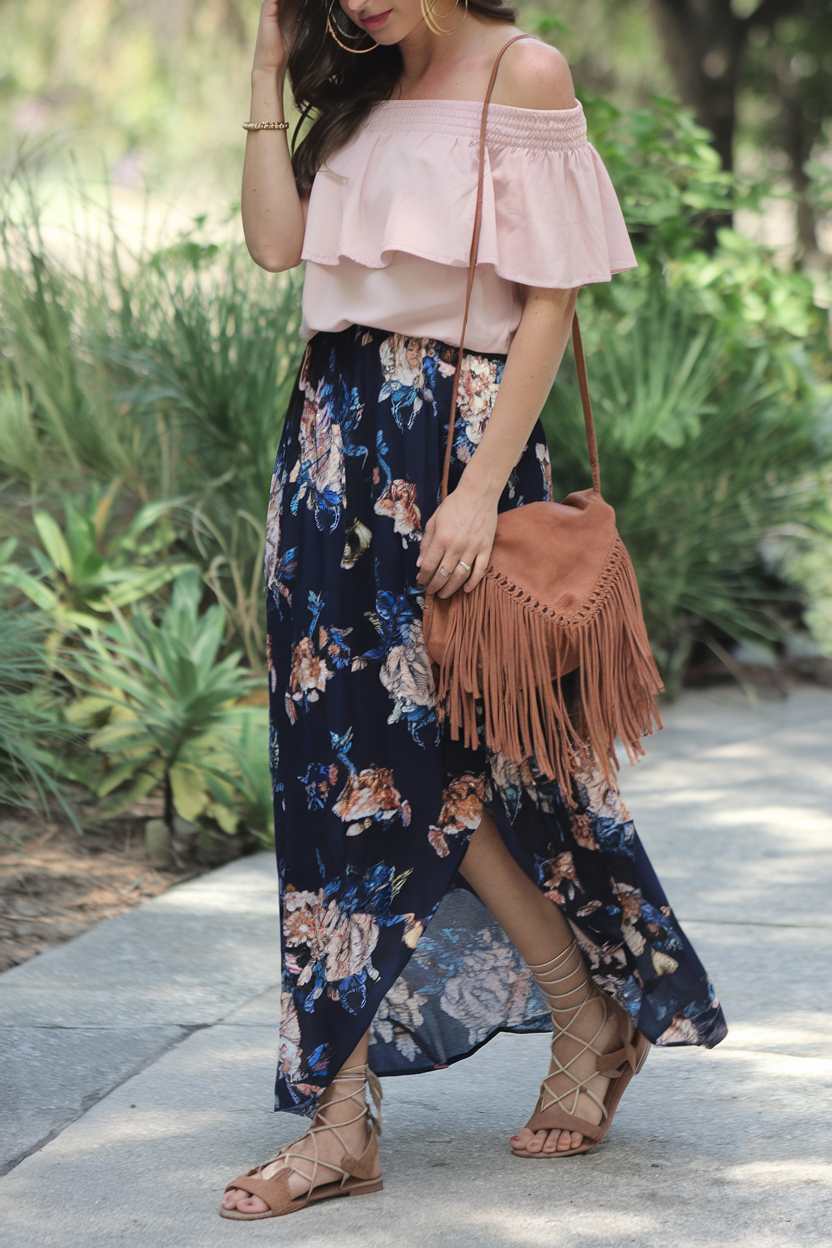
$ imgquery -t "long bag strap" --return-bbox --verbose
[439,33,601,503]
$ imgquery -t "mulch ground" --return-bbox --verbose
[0,808,206,973]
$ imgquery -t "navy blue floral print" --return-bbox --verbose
[266,324,726,1118]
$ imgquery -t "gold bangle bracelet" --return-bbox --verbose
[243,121,289,131]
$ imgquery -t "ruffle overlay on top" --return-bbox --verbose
[300,99,638,354]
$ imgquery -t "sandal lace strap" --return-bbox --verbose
[527,938,612,1121]
[527,938,587,1009]
[366,1066,383,1136]
[259,1064,381,1207]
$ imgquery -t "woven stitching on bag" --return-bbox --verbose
[484,534,627,628]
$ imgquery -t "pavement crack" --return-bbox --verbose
[0,1024,203,1177]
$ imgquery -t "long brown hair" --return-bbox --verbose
[281,0,518,194]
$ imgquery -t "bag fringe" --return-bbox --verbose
[435,544,663,804]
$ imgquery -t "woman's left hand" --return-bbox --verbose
[416,480,498,599]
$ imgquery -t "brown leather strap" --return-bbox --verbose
[570,312,600,494]
[440,33,600,501]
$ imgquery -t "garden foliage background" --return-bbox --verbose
[1,0,831,857]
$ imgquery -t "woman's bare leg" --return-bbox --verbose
[222,1029,372,1214]
[459,810,630,1155]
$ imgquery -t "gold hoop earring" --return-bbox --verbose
[326,0,380,53]
[421,0,468,37]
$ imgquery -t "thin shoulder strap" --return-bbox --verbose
[571,312,600,493]
[440,33,600,501]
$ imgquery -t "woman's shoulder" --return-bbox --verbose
[490,36,578,112]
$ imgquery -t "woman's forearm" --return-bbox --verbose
[241,68,306,272]
[416,285,579,598]
[459,285,579,504]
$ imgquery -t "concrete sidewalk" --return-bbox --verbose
[1,686,830,1247]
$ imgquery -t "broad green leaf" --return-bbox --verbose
[0,564,59,613]
[207,801,240,835]
[33,510,73,577]
[169,762,209,822]
[96,757,154,797]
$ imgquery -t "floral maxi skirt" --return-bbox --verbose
[265,323,727,1117]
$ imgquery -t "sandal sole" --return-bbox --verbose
[510,1143,594,1159]
[218,1178,383,1220]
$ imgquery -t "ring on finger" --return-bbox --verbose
[439,566,449,577]
[457,560,472,572]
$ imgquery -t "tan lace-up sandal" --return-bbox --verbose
[512,938,650,1159]
[219,1064,383,1219]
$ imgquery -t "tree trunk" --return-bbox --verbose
[648,0,748,174]
[772,45,826,271]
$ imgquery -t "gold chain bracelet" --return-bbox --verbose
[243,121,289,131]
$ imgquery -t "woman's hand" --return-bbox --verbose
[416,478,499,600]
[252,0,289,74]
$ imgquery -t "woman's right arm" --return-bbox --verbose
[241,0,306,272]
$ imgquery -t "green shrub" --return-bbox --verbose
[110,240,305,668]
[0,238,146,492]
[767,488,832,659]
[68,569,270,842]
[582,93,738,273]
[0,587,77,828]
[0,482,189,640]
[546,279,828,691]
[0,185,304,668]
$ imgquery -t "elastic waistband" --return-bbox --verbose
[309,323,508,363]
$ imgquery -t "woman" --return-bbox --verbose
[220,0,727,1220]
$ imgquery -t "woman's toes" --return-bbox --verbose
[224,1187,250,1209]
[511,1126,587,1155]
[222,1187,269,1215]
[237,1193,270,1214]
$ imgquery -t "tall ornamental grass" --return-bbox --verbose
[0,591,78,830]
[0,187,305,668]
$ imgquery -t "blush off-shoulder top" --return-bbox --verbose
[300,97,637,355]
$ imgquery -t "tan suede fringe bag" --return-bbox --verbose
[422,34,664,801]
